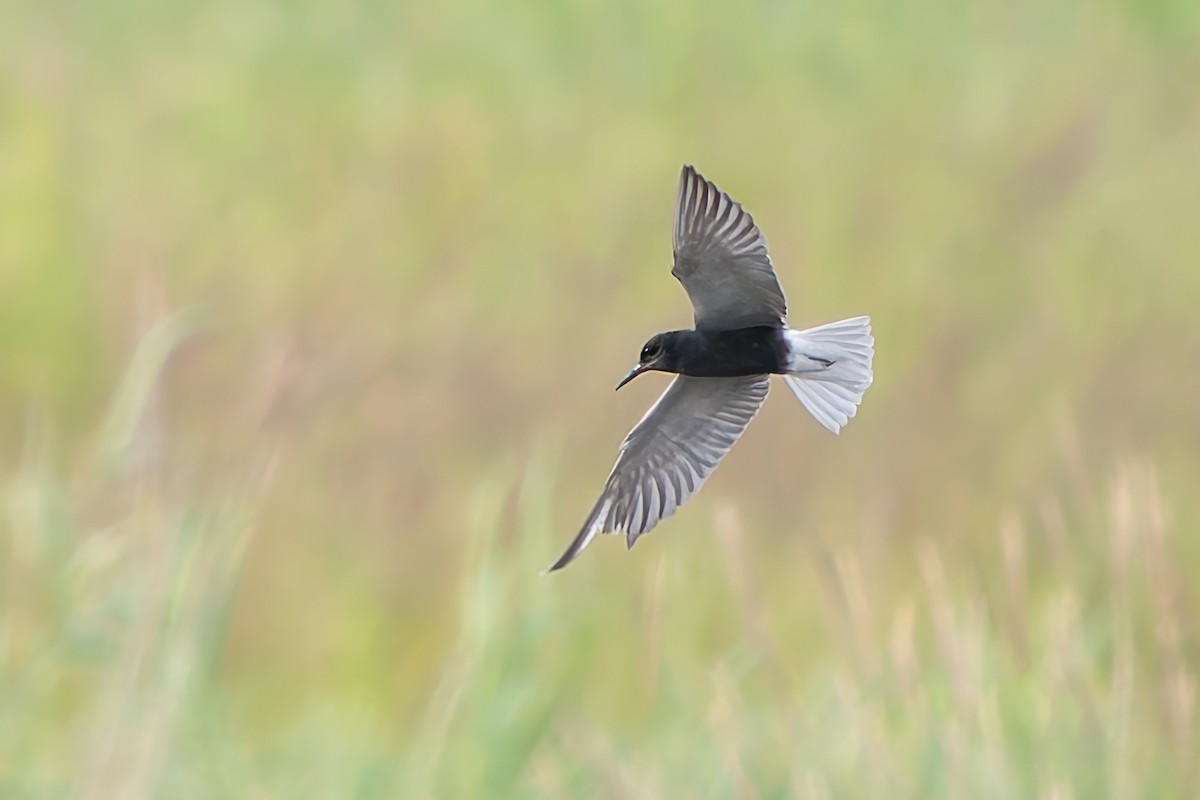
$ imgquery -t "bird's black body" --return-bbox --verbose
[648,326,790,377]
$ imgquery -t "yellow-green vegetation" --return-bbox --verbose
[3,0,1200,796]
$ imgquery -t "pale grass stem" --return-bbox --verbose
[74,306,274,800]
[888,599,918,701]
[833,549,877,678]
[1041,779,1073,800]
[1037,495,1071,572]
[642,554,666,692]
[1129,461,1195,764]
[806,544,875,679]
[559,727,660,800]
[829,666,892,797]
[791,770,831,800]
[713,502,773,656]
[707,664,754,800]
[918,540,971,712]
[1000,511,1028,667]
[411,470,511,794]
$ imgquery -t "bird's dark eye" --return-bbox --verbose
[642,343,660,360]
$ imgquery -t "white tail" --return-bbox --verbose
[783,316,874,434]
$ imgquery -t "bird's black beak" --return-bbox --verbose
[616,361,652,391]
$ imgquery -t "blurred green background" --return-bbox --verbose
[3,0,1200,795]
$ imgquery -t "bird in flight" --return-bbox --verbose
[546,165,874,572]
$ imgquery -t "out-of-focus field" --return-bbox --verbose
[3,0,1200,795]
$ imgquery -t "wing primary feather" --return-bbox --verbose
[545,375,770,571]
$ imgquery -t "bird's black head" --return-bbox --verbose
[616,331,686,390]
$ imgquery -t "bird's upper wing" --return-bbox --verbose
[546,374,769,571]
[671,165,788,331]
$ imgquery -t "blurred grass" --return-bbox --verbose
[2,0,1200,795]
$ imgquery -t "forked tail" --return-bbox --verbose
[783,316,874,434]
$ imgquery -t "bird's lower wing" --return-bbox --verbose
[545,374,769,572]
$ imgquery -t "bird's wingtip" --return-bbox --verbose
[542,553,571,575]
[544,523,599,573]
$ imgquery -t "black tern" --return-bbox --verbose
[547,165,874,572]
